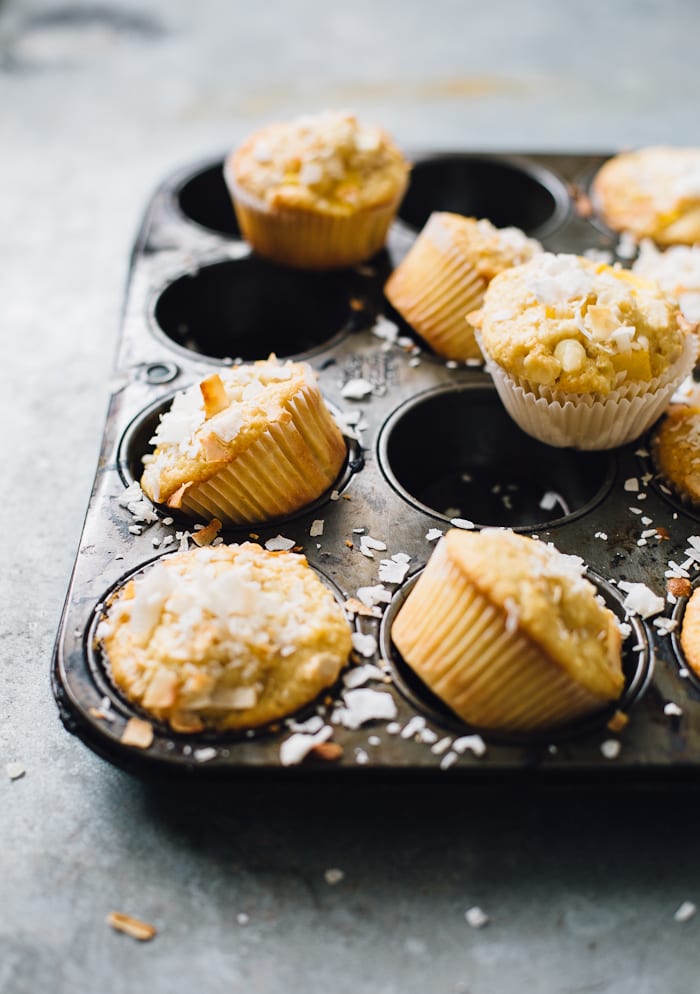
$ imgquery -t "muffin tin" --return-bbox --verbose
[52,150,700,780]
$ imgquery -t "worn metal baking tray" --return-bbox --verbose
[52,150,700,780]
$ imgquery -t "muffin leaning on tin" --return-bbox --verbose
[224,110,410,269]
[140,357,347,525]
[384,213,542,361]
[651,403,700,507]
[591,146,700,246]
[97,543,353,733]
[391,529,625,734]
[470,253,697,449]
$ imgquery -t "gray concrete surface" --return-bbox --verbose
[3,1,700,991]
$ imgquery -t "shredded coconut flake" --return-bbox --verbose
[264,534,296,552]
[674,901,697,923]
[618,581,665,618]
[280,725,333,766]
[341,378,374,400]
[465,906,489,929]
[351,631,378,658]
[333,688,397,728]
[600,739,621,760]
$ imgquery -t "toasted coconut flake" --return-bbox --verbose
[343,597,381,618]
[607,710,630,733]
[200,374,229,419]
[143,668,178,710]
[200,433,230,462]
[667,576,692,598]
[106,911,157,942]
[311,741,344,761]
[192,518,222,547]
[166,482,192,509]
[120,717,154,749]
[169,711,205,734]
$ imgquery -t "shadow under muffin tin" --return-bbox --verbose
[52,151,700,780]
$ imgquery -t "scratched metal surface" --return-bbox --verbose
[52,151,700,779]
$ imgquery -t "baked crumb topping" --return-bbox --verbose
[228,110,409,216]
[475,253,689,392]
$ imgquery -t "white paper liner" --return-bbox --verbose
[178,383,346,525]
[392,540,608,733]
[224,165,404,270]
[479,331,697,450]
[384,215,487,360]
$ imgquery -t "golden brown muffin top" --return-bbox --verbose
[418,212,542,280]
[681,586,700,680]
[98,543,352,732]
[592,146,700,245]
[473,253,687,393]
[652,403,700,504]
[226,110,409,216]
[443,528,624,701]
[140,357,344,505]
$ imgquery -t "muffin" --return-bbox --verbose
[391,529,624,734]
[592,147,700,246]
[384,213,542,361]
[651,403,700,506]
[140,357,347,525]
[224,110,410,269]
[97,543,353,733]
[633,239,700,325]
[681,586,700,680]
[471,253,697,449]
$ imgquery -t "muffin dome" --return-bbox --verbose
[392,528,624,733]
[98,543,352,732]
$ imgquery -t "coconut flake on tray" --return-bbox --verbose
[341,377,374,400]
[378,553,411,584]
[332,688,398,729]
[280,724,333,766]
[264,534,296,552]
[618,581,665,619]
[343,663,387,689]
[117,481,158,525]
[359,535,387,558]
[356,584,392,609]
[351,631,378,658]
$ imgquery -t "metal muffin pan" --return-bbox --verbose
[52,151,700,780]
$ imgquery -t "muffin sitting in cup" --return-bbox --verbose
[140,357,346,525]
[224,110,410,269]
[470,253,697,449]
[98,543,352,733]
[392,528,625,734]
[592,146,700,246]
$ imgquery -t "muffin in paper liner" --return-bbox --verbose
[651,402,700,507]
[482,330,697,450]
[97,543,353,733]
[227,177,405,270]
[141,358,347,526]
[472,253,698,450]
[224,111,410,270]
[680,587,700,681]
[391,530,623,734]
[384,213,541,361]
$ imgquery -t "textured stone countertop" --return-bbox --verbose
[3,1,700,992]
